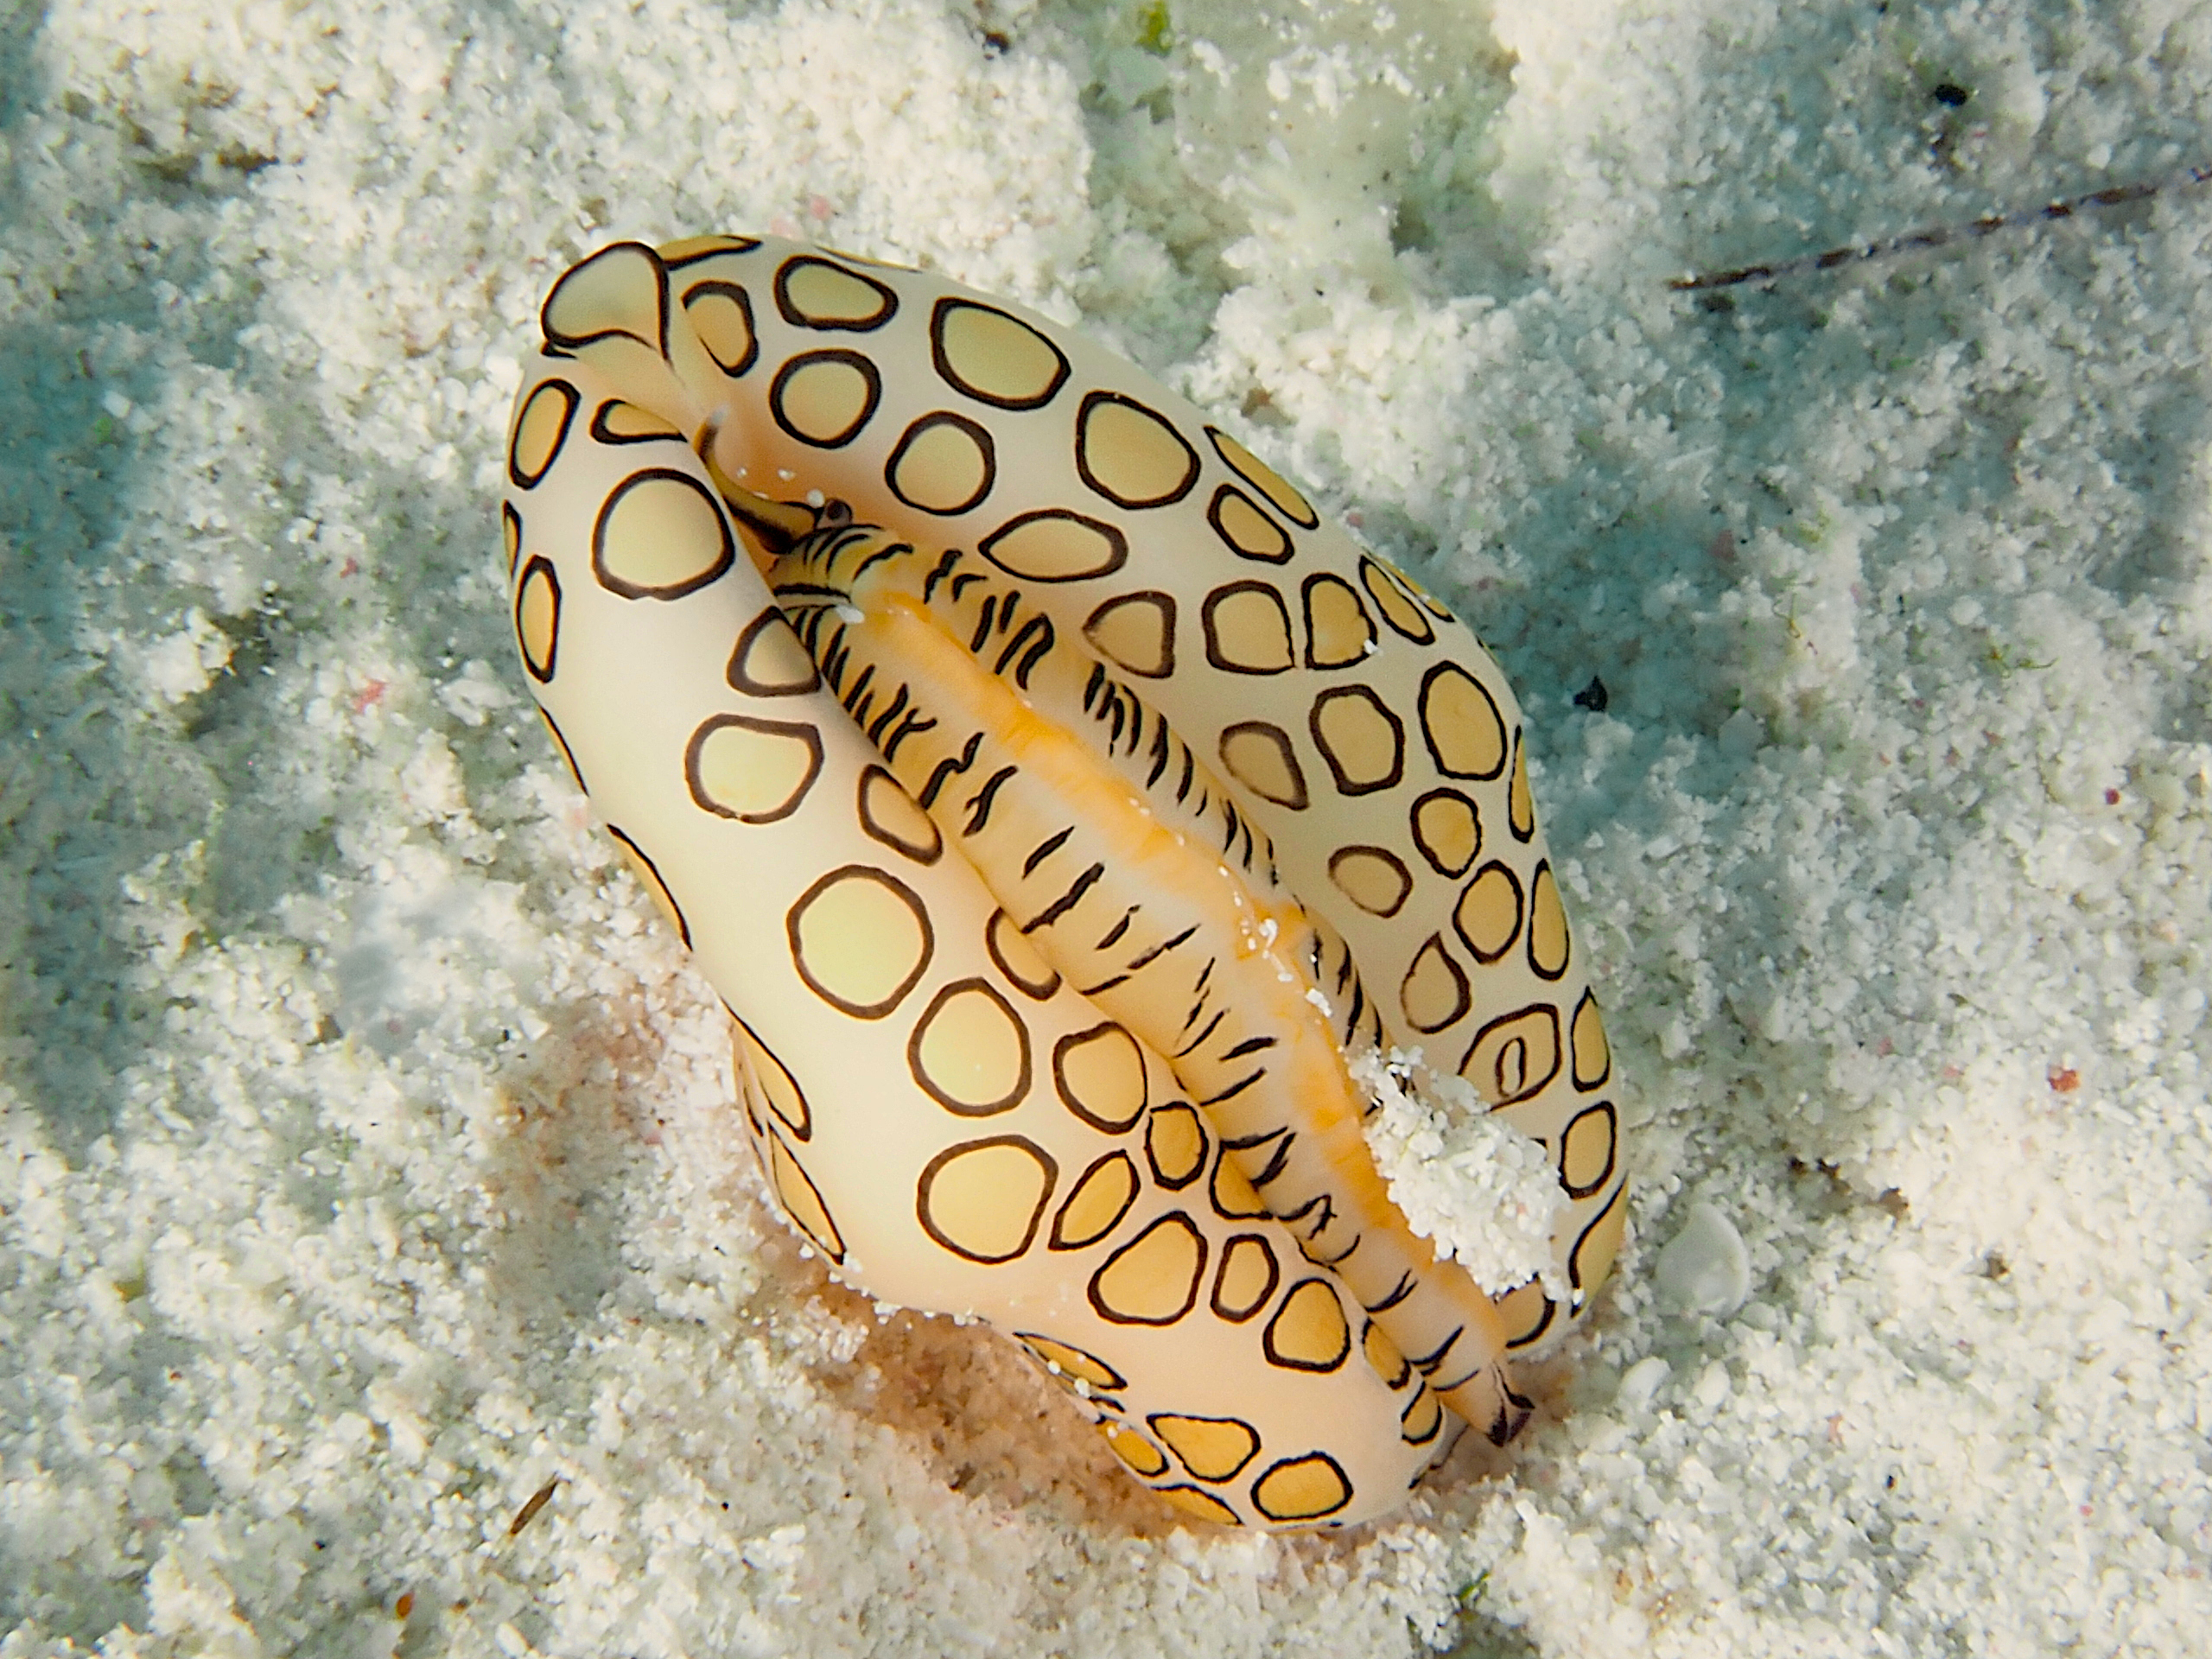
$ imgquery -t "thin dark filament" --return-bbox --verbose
[1670,163,2212,292]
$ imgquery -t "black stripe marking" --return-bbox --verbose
[1368,1272,1418,1314]
[995,614,1052,681]
[919,732,983,809]
[1222,1127,1285,1152]
[1309,1229,1361,1268]
[1201,1071,1265,1107]
[1431,1363,1484,1396]
[880,709,938,762]
[1123,925,1196,973]
[1248,1135,1296,1190]
[1010,622,1053,690]
[1029,861,1105,930]
[866,684,910,745]
[1275,1192,1337,1241]
[1023,826,1074,875]
[849,540,909,585]
[963,765,1019,836]
[1406,1327,1465,1375]
[1175,1007,1228,1057]
[920,545,962,602]
[1114,697,1141,759]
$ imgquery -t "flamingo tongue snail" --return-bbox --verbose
[501,235,1628,1529]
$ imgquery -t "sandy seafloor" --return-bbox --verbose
[3,0,2209,1653]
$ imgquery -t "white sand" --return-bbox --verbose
[3,0,2208,1653]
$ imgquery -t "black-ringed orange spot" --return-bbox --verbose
[681,279,758,374]
[773,255,898,330]
[785,865,932,1019]
[886,411,995,515]
[1076,391,1199,509]
[509,378,579,488]
[1205,426,1317,528]
[907,978,1031,1116]
[514,556,561,683]
[931,296,1071,410]
[592,467,735,600]
[769,350,882,448]
[915,1135,1056,1264]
